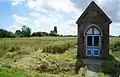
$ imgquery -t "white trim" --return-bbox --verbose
[85,35,101,56]
[84,24,103,36]
[84,24,102,56]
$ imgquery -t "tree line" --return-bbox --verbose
[0,25,60,38]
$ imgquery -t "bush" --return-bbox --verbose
[110,41,120,52]
[101,60,120,76]
[42,41,75,54]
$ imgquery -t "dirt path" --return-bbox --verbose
[82,58,101,77]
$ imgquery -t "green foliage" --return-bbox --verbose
[4,47,31,59]
[15,30,23,37]
[42,40,76,54]
[0,29,15,38]
[31,32,49,37]
[21,25,31,37]
[110,51,120,59]
[101,60,120,76]
[0,67,34,77]
[110,41,120,52]
[97,73,110,77]
[49,30,57,36]
[80,65,87,77]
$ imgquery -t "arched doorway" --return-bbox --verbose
[85,26,101,56]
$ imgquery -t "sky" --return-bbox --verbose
[0,0,119,35]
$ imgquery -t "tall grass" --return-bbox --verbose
[0,37,76,57]
[42,40,76,54]
[0,37,119,77]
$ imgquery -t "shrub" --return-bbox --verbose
[42,41,75,54]
[110,41,120,52]
[101,60,120,76]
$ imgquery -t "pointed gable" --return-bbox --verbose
[76,1,112,24]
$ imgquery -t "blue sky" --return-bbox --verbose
[0,0,119,35]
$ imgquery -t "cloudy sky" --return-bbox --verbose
[0,0,119,35]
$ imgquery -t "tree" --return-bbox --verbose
[49,30,56,36]
[8,32,15,38]
[0,29,15,38]
[15,30,23,37]
[21,25,31,37]
[42,32,49,36]
[54,26,57,34]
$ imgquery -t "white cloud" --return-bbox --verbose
[26,0,81,35]
[7,14,31,32]
[26,0,82,19]
[26,0,41,9]
[67,20,76,27]
[8,0,82,35]
[110,22,120,36]
[7,0,120,35]
[58,25,77,35]
[8,12,77,35]
[10,0,25,6]
[12,14,30,24]
[30,12,59,24]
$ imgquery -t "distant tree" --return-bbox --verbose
[15,30,22,37]
[8,32,15,38]
[31,31,50,37]
[54,26,57,34]
[31,32,37,37]
[42,32,49,36]
[36,32,43,36]
[49,30,56,36]
[21,25,31,37]
[0,29,15,38]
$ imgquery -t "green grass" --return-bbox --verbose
[0,67,34,77]
[0,37,79,77]
[0,37,119,77]
[0,37,76,57]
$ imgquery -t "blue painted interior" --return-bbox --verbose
[86,27,100,56]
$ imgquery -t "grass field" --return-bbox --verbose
[0,37,119,77]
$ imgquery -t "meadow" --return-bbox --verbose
[0,37,119,77]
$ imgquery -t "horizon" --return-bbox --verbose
[0,0,119,36]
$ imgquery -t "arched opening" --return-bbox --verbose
[85,26,101,56]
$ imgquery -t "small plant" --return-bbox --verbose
[110,41,120,52]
